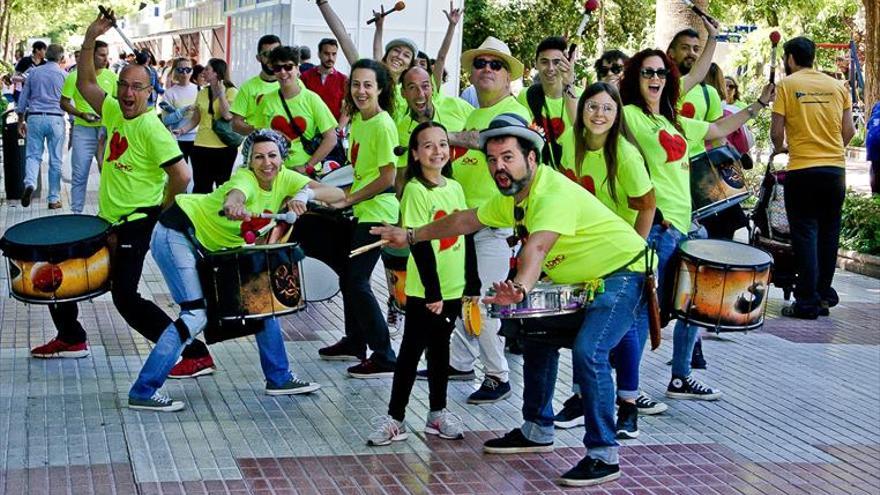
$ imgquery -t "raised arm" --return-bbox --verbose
[76,14,114,115]
[432,2,462,88]
[682,15,718,95]
[371,7,386,61]
[316,0,360,66]
[705,83,774,141]
[370,208,484,249]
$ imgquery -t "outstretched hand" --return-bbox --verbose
[481,280,524,306]
[369,223,407,249]
[86,11,115,39]
[444,2,462,25]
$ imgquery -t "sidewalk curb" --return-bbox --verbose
[838,249,880,279]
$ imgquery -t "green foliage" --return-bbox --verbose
[4,0,140,46]
[840,190,880,255]
[849,127,866,147]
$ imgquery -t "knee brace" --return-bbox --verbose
[175,299,207,343]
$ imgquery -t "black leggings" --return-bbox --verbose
[190,145,237,193]
[388,297,462,421]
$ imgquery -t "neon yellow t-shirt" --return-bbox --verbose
[772,68,851,170]
[392,86,408,123]
[678,81,723,157]
[401,178,468,299]
[194,86,239,148]
[349,111,400,223]
[452,96,531,209]
[61,69,118,127]
[623,105,710,232]
[477,166,646,283]
[516,85,582,138]
[177,167,310,252]
[252,87,338,168]
[396,93,473,167]
[559,131,653,227]
[98,97,182,224]
[230,75,278,125]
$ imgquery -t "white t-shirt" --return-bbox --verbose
[162,83,199,142]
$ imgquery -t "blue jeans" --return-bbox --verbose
[69,125,105,213]
[521,271,646,465]
[24,114,65,203]
[647,223,705,378]
[129,224,293,400]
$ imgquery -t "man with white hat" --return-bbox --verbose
[441,36,531,404]
[371,113,649,487]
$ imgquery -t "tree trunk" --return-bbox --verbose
[655,0,709,50]
[865,0,879,111]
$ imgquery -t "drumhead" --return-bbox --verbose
[0,214,110,262]
[679,239,773,268]
[320,165,354,188]
[302,257,340,302]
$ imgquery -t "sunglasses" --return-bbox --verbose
[175,67,193,74]
[272,63,296,73]
[507,206,529,248]
[639,68,669,80]
[473,58,506,71]
[597,64,624,77]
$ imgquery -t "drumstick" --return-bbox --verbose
[769,31,781,84]
[217,210,298,223]
[568,0,599,59]
[98,5,138,54]
[349,239,389,257]
[367,1,406,25]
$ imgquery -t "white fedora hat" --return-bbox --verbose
[461,36,524,80]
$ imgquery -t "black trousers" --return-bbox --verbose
[177,140,194,163]
[388,297,462,421]
[190,145,237,193]
[784,167,846,311]
[49,215,209,359]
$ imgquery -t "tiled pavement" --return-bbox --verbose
[0,168,879,494]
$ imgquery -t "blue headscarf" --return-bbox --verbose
[240,128,291,166]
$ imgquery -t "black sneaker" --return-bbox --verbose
[318,339,363,362]
[20,185,34,207]
[819,300,831,317]
[558,457,621,487]
[467,376,512,404]
[691,339,707,370]
[347,359,395,379]
[631,392,668,415]
[666,375,722,401]
[554,394,585,429]
[615,401,639,439]
[483,428,553,454]
[781,305,819,320]
[416,365,476,381]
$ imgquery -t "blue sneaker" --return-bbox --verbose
[467,376,511,404]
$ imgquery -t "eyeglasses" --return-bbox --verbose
[639,68,669,80]
[597,64,624,77]
[473,58,506,72]
[175,67,193,74]
[507,206,529,248]
[585,101,617,114]
[271,63,296,73]
[117,80,151,92]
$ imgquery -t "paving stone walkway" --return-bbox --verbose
[0,167,878,494]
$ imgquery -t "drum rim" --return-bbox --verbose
[672,311,766,332]
[691,192,750,219]
[0,214,111,262]
[8,286,110,305]
[206,242,302,257]
[679,239,773,269]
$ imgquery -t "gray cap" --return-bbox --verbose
[479,113,545,153]
[385,38,418,58]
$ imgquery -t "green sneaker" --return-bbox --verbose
[128,392,185,412]
[265,377,321,396]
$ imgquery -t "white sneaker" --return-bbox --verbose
[386,305,405,338]
[425,409,464,440]
[366,415,408,446]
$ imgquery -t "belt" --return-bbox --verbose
[27,112,64,118]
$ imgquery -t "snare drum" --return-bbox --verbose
[200,243,306,320]
[487,282,586,319]
[672,239,773,331]
[0,214,111,304]
[690,145,749,220]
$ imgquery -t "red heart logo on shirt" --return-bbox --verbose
[270,115,308,141]
[658,130,687,163]
[680,102,696,119]
[433,210,457,251]
[562,169,596,195]
[537,117,565,137]
[451,145,468,161]
[107,132,128,162]
[350,141,360,166]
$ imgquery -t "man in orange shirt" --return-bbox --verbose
[771,36,855,319]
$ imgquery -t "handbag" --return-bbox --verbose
[208,86,244,147]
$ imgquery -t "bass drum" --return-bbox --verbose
[690,145,749,220]
[302,257,340,302]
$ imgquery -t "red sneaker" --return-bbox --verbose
[31,339,89,359]
[168,355,216,379]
